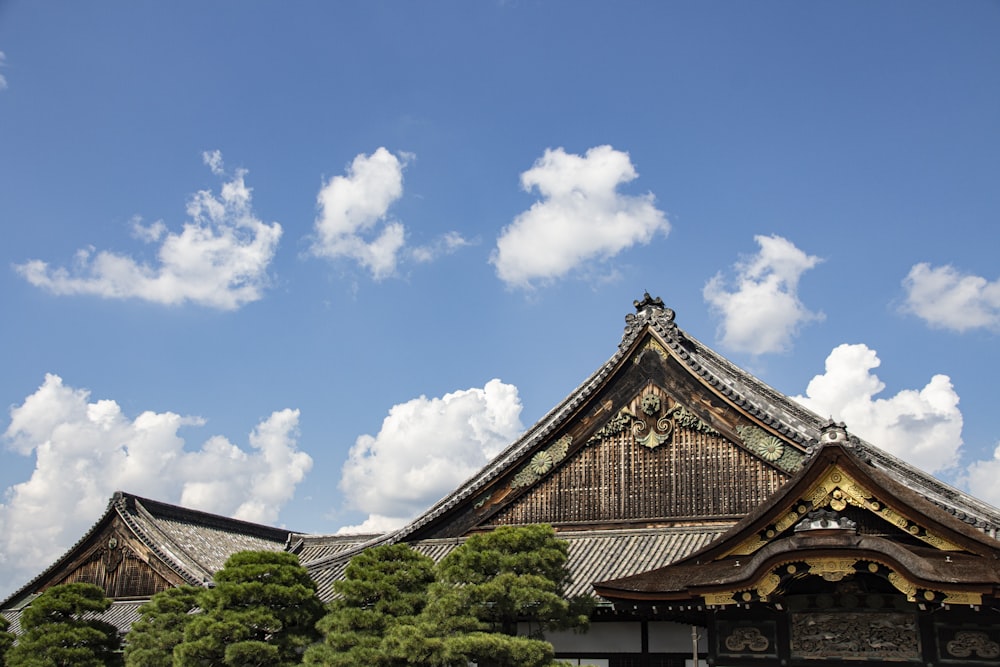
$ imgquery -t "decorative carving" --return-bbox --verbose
[634,339,670,365]
[587,391,717,450]
[510,435,572,488]
[806,558,858,582]
[724,627,770,652]
[674,406,720,435]
[790,611,920,660]
[703,591,737,606]
[806,466,963,552]
[632,393,679,450]
[755,572,782,600]
[736,424,803,472]
[946,631,1000,659]
[887,572,917,599]
[794,508,857,533]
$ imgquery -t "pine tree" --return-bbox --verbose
[401,524,590,667]
[0,614,14,665]
[124,585,201,667]
[304,543,435,667]
[5,582,122,667]
[173,550,324,667]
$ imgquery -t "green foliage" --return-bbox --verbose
[0,614,14,665]
[311,525,587,667]
[304,543,436,667]
[124,585,200,667]
[173,550,324,667]
[435,524,590,637]
[5,582,122,667]
[426,524,589,667]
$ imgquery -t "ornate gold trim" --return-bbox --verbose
[725,464,962,557]
[806,558,858,582]
[632,338,670,365]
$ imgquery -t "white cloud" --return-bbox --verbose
[311,147,470,279]
[311,148,408,279]
[962,442,1000,509]
[902,263,1000,332]
[411,231,473,264]
[792,344,963,475]
[14,152,282,310]
[0,374,311,595]
[337,379,524,533]
[203,149,225,176]
[0,51,7,90]
[704,234,824,355]
[491,145,670,289]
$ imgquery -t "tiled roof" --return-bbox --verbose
[1,492,298,610]
[1,599,144,637]
[307,525,730,602]
[290,534,379,565]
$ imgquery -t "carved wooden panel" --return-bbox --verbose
[789,611,921,661]
[935,623,1000,664]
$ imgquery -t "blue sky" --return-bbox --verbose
[1,1,998,597]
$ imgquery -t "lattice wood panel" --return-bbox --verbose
[491,425,787,526]
[62,551,172,598]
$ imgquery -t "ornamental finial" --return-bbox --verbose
[819,420,849,446]
[622,293,675,347]
[633,292,665,313]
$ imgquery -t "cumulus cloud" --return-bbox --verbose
[0,374,311,594]
[704,235,824,355]
[337,379,524,533]
[902,263,1000,332]
[792,344,962,474]
[14,151,282,310]
[311,147,469,279]
[491,145,670,289]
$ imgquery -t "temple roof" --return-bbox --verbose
[304,296,1000,581]
[593,424,1000,606]
[0,491,297,610]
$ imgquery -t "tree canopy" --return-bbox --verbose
[124,585,201,667]
[304,543,435,667]
[173,551,324,667]
[310,525,589,667]
[5,582,122,667]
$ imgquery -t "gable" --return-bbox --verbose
[414,329,810,539]
[27,514,184,602]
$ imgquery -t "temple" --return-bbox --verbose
[4,295,999,665]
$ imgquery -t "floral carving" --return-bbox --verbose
[510,435,572,489]
[529,451,554,475]
[737,424,802,471]
[947,630,1000,659]
[725,627,770,652]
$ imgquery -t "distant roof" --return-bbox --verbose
[1,491,299,610]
